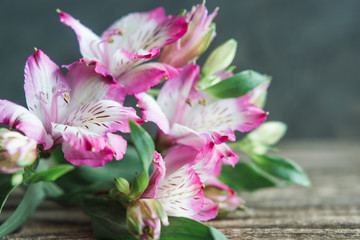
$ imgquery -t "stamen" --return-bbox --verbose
[185,98,192,107]
[107,37,114,43]
[50,84,71,123]
[117,28,124,35]
[198,99,206,106]
[64,93,70,104]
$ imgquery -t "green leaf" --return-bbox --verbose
[0,174,18,214]
[218,162,277,191]
[0,182,46,237]
[129,119,155,173]
[43,182,65,198]
[79,195,137,240]
[205,70,269,98]
[161,217,227,240]
[25,164,74,184]
[251,154,311,187]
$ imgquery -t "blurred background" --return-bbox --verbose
[0,0,359,140]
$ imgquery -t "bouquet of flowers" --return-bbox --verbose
[0,2,310,239]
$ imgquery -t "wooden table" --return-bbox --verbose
[2,140,360,239]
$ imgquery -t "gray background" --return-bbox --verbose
[0,0,359,140]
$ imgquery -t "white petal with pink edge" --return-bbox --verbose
[109,48,160,79]
[180,96,267,143]
[58,10,104,63]
[135,93,170,134]
[106,133,127,160]
[0,100,53,150]
[215,143,239,167]
[157,64,199,123]
[104,7,187,54]
[155,165,204,218]
[24,49,69,129]
[191,143,223,182]
[142,151,165,199]
[64,60,125,108]
[61,100,142,135]
[193,198,218,221]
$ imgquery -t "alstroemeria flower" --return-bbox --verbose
[0,128,38,173]
[159,2,217,68]
[0,50,142,167]
[136,64,267,151]
[58,8,188,95]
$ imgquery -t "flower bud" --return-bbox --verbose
[202,39,237,77]
[126,198,169,240]
[114,177,130,195]
[158,2,217,67]
[0,129,38,173]
[248,121,287,145]
[247,80,271,109]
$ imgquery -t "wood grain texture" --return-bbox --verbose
[2,140,360,239]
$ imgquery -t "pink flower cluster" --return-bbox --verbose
[0,2,268,239]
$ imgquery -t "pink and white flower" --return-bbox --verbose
[0,50,142,167]
[136,64,267,151]
[58,8,188,95]
[159,2,218,68]
[0,129,38,173]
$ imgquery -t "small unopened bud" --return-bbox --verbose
[247,121,287,148]
[202,39,237,77]
[158,2,217,68]
[11,173,24,186]
[114,177,130,195]
[126,199,169,240]
[0,129,38,174]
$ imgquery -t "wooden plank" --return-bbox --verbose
[2,140,360,239]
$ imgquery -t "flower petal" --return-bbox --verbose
[24,49,69,129]
[109,48,160,79]
[206,178,244,212]
[160,145,198,175]
[157,64,199,123]
[60,100,143,135]
[215,143,239,167]
[156,164,204,218]
[193,198,218,221]
[119,62,179,95]
[0,100,53,149]
[64,60,126,108]
[104,7,187,56]
[106,133,127,160]
[180,96,267,144]
[192,143,223,182]
[52,124,108,152]
[170,123,205,148]
[135,93,170,134]
[58,10,104,62]
[62,142,114,167]
[142,151,165,198]
[59,131,126,167]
